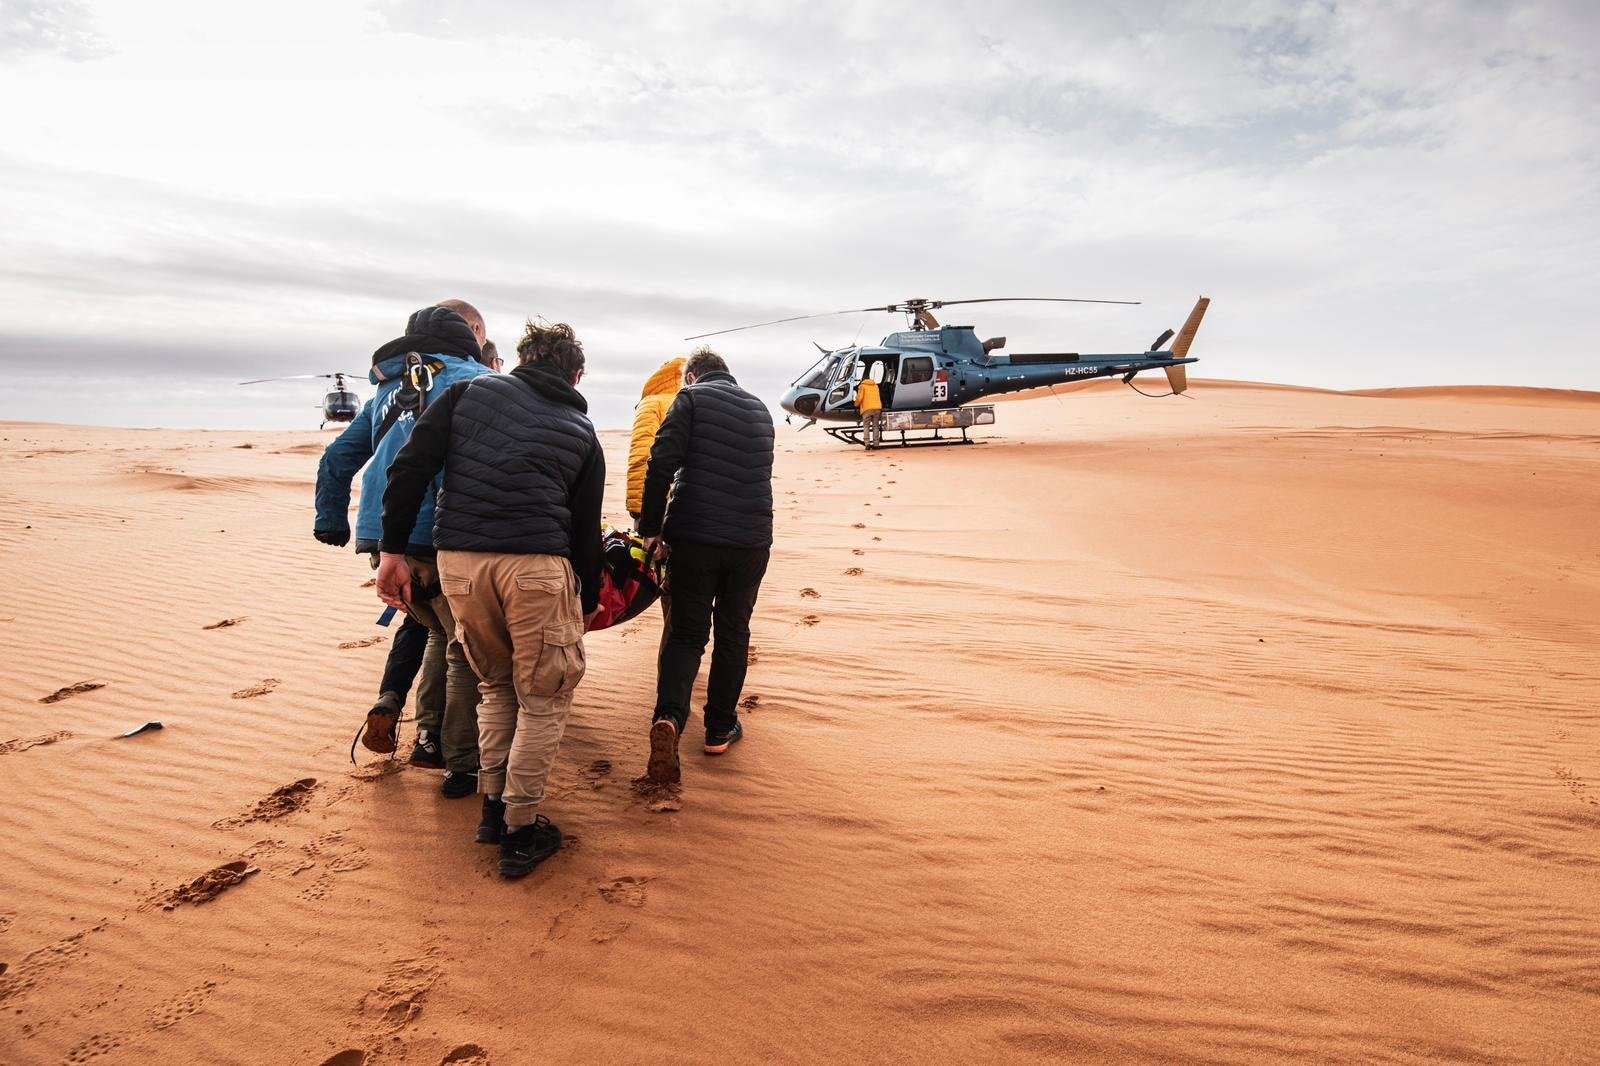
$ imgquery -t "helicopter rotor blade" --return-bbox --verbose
[928,297,1140,309]
[239,372,364,385]
[684,306,898,341]
[684,296,1137,341]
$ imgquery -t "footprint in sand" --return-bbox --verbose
[360,578,376,588]
[64,1033,122,1064]
[441,1046,492,1066]
[298,872,335,902]
[843,567,864,576]
[740,694,760,710]
[39,680,106,704]
[598,876,651,907]
[800,587,820,599]
[747,647,760,665]
[303,830,371,873]
[631,777,682,813]
[800,615,821,627]
[202,617,246,630]
[851,522,866,529]
[350,759,406,782]
[361,954,442,1034]
[318,1052,368,1066]
[149,860,259,911]
[871,536,882,542]
[0,731,72,756]
[1554,766,1598,807]
[851,548,866,556]
[150,980,218,1030]
[213,778,318,829]
[231,678,281,699]
[338,636,386,650]
[0,930,88,1007]
[583,759,613,788]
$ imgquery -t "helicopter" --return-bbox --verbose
[240,372,364,429]
[688,295,1210,447]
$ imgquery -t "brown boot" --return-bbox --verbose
[360,692,401,754]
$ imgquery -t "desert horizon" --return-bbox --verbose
[3,378,1596,1064]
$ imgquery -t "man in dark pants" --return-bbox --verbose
[637,346,775,784]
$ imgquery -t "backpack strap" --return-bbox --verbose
[374,353,441,445]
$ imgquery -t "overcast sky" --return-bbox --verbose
[1,0,1596,430]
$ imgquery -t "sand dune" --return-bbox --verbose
[1,382,1597,1064]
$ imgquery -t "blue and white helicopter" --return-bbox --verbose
[689,295,1210,447]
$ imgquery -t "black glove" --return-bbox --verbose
[314,528,350,547]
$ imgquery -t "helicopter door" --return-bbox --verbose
[894,356,936,409]
[824,351,860,413]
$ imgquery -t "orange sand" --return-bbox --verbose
[1,380,1597,1064]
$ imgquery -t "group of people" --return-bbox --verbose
[315,301,775,878]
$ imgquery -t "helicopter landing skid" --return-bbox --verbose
[825,425,981,448]
[825,404,995,448]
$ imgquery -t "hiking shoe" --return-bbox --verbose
[499,815,561,878]
[408,730,445,769]
[360,693,401,755]
[476,796,505,845]
[440,769,478,798]
[647,718,681,785]
[705,719,744,755]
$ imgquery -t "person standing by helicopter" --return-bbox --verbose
[855,371,884,450]
[315,301,496,796]
[638,346,775,784]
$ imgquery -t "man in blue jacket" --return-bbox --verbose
[315,301,496,797]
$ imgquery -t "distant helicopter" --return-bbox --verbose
[240,372,363,429]
[689,296,1210,447]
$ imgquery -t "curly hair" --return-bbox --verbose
[516,319,585,381]
[684,344,728,380]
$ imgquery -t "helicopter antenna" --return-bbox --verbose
[684,296,1138,341]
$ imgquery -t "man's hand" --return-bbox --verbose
[584,605,602,628]
[375,552,412,609]
[314,528,350,547]
[643,536,670,565]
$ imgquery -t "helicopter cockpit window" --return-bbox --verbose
[794,353,835,390]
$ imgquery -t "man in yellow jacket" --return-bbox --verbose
[856,374,884,450]
[628,356,686,651]
[629,357,687,522]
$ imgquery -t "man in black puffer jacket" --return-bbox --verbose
[638,346,775,784]
[377,320,604,879]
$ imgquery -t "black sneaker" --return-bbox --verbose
[409,730,445,769]
[360,693,401,755]
[499,815,561,877]
[440,769,477,798]
[476,796,505,844]
[705,719,743,755]
[647,718,681,784]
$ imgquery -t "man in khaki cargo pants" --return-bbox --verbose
[440,553,585,839]
[377,320,605,879]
